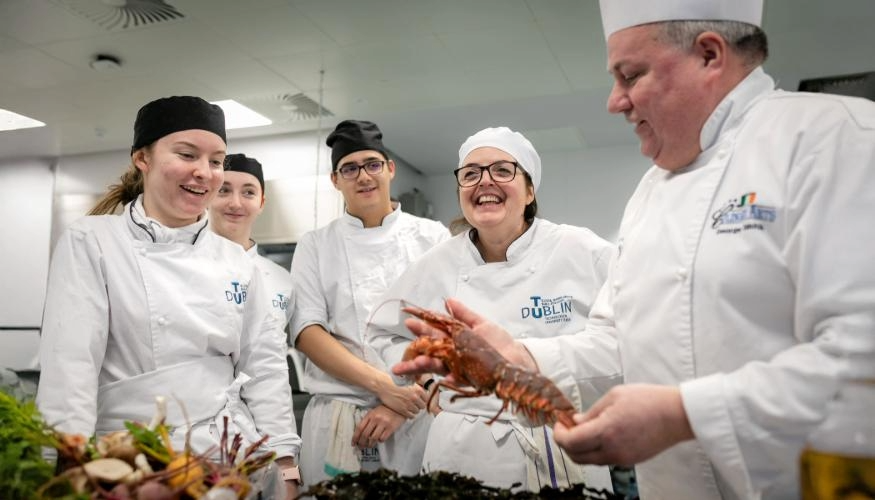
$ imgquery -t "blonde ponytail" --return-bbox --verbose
[88,163,144,216]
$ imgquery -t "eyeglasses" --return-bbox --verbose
[453,161,520,187]
[336,160,386,180]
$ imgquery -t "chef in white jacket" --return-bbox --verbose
[210,153,294,329]
[368,127,618,492]
[395,1,875,499]
[37,96,302,495]
[289,119,449,487]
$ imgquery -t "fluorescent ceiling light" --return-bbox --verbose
[0,109,46,132]
[211,100,272,130]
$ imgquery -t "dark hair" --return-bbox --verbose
[448,171,538,236]
[657,20,769,67]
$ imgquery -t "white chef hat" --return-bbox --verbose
[599,0,763,40]
[458,127,542,192]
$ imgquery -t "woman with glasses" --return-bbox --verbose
[368,126,616,492]
[289,119,449,488]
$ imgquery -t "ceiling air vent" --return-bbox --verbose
[275,93,334,121]
[52,0,185,31]
[242,93,334,122]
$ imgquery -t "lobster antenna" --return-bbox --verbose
[363,298,413,340]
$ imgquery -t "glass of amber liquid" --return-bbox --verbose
[800,380,875,499]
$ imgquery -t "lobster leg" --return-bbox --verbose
[485,400,510,425]
[436,380,491,402]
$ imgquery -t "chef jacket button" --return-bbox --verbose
[461,275,469,282]
[139,248,147,256]
[157,316,167,326]
[528,266,536,273]
[612,279,620,291]
[676,268,688,280]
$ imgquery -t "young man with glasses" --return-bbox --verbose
[289,119,449,487]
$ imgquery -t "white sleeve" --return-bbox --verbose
[36,224,109,435]
[237,270,301,458]
[681,104,875,495]
[288,231,328,345]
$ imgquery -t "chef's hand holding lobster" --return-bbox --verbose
[393,297,695,467]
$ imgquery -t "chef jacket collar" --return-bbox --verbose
[127,194,209,244]
[246,242,259,258]
[340,202,401,229]
[465,217,541,264]
[699,66,775,152]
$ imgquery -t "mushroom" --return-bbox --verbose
[82,457,134,483]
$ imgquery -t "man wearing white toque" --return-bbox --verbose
[394,0,875,498]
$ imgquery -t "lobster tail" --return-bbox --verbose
[494,364,577,428]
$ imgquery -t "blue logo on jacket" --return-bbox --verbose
[225,281,248,304]
[521,295,573,324]
[712,192,776,234]
[272,293,289,311]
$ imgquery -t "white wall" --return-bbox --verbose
[420,144,651,242]
[0,160,54,369]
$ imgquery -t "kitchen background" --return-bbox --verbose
[1,1,873,401]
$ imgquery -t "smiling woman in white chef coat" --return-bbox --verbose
[368,127,617,492]
[36,96,302,496]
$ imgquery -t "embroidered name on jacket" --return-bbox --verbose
[225,281,249,304]
[521,295,573,324]
[272,293,289,311]
[711,191,776,234]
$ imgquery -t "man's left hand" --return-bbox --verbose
[352,404,406,449]
[553,384,695,466]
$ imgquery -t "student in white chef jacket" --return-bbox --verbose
[394,1,875,499]
[289,120,449,488]
[36,96,302,495]
[368,127,617,492]
[209,153,294,330]
[209,153,304,447]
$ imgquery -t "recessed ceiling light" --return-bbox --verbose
[211,100,272,130]
[0,109,46,132]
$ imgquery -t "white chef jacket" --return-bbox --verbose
[368,217,618,490]
[289,204,448,402]
[289,204,448,481]
[37,196,301,459]
[248,244,293,327]
[523,67,875,499]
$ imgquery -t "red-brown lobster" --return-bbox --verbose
[401,303,577,428]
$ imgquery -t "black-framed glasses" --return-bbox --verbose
[336,160,386,180]
[453,161,519,187]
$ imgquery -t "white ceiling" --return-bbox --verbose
[1,0,873,174]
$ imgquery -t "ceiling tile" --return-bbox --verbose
[0,0,105,45]
[179,2,339,59]
[0,48,86,90]
[38,19,252,77]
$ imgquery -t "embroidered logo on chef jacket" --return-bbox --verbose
[711,191,777,235]
[225,281,249,304]
[272,293,289,311]
[521,295,573,324]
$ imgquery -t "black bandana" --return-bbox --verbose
[131,96,226,153]
[224,153,264,191]
[326,119,388,170]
